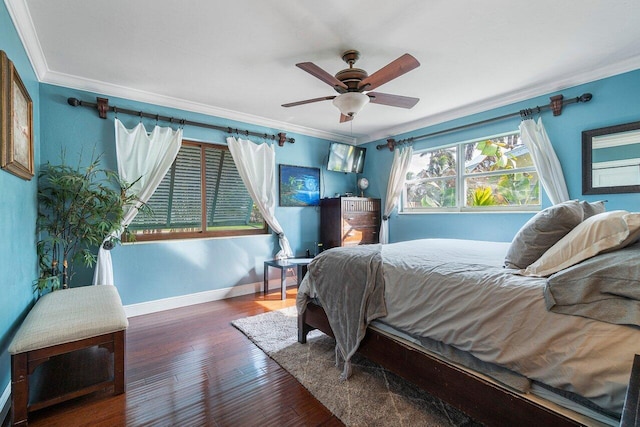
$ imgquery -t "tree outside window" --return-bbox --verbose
[403,131,540,212]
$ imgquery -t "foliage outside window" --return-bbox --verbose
[402,131,540,212]
[128,140,266,240]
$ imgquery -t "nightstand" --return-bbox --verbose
[263,258,313,300]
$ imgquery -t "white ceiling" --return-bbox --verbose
[6,0,640,144]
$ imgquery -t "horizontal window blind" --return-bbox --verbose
[129,141,264,237]
[206,149,254,227]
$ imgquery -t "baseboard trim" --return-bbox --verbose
[123,281,262,318]
[1,382,10,426]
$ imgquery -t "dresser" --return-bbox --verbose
[320,197,381,249]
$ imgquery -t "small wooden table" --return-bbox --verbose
[263,258,312,299]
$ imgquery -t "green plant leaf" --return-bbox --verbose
[35,152,146,291]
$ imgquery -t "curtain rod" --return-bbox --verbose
[376,93,593,151]
[67,97,296,146]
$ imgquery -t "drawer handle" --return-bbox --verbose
[346,217,354,220]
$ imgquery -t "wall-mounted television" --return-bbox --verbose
[327,142,366,174]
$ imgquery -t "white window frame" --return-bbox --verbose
[401,131,541,213]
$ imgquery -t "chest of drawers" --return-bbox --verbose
[320,197,381,249]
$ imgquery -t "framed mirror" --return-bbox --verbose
[582,120,640,194]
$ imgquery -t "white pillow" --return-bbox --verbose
[521,210,640,277]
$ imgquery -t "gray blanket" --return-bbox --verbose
[544,241,640,326]
[297,244,387,379]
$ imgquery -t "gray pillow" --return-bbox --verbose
[504,200,583,269]
[580,200,606,220]
[544,241,640,326]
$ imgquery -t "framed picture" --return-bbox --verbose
[582,120,640,194]
[1,50,34,180]
[279,164,320,207]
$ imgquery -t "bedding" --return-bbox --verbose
[297,243,386,379]
[522,210,640,276]
[545,240,640,326]
[581,200,606,219]
[504,199,583,269]
[297,238,640,418]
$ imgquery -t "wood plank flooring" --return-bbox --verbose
[8,286,342,427]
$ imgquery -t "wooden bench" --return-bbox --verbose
[8,286,128,426]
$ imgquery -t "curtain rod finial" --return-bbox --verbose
[579,93,593,103]
[67,97,80,107]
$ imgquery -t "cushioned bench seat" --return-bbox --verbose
[9,286,128,426]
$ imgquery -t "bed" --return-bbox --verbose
[296,201,640,426]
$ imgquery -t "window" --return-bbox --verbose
[128,140,266,240]
[403,131,540,212]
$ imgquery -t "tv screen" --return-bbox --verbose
[327,142,366,173]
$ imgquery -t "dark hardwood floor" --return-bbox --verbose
[7,286,342,427]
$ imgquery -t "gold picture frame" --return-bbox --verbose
[1,50,34,180]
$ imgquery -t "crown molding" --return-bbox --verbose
[362,55,640,145]
[7,0,639,147]
[4,1,355,145]
[43,69,356,144]
[4,0,48,78]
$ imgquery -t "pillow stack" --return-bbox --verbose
[506,200,640,277]
[504,200,587,270]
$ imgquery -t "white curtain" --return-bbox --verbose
[519,117,569,205]
[227,137,293,259]
[93,119,183,285]
[380,146,413,244]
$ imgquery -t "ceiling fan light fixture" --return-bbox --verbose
[332,92,370,117]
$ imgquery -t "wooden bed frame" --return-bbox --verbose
[298,301,632,427]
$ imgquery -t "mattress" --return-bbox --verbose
[370,320,620,426]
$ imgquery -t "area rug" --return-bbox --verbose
[232,307,481,427]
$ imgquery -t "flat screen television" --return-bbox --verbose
[327,142,366,173]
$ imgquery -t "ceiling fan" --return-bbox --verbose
[282,50,420,122]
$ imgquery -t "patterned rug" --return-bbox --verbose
[232,307,481,427]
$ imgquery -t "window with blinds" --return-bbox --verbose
[128,140,266,241]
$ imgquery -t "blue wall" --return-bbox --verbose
[363,69,640,243]
[39,84,354,305]
[0,0,40,402]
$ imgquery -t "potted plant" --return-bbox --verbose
[34,153,144,295]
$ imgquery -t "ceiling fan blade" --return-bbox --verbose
[339,113,354,123]
[296,62,348,91]
[358,53,420,91]
[282,96,336,108]
[367,92,420,109]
